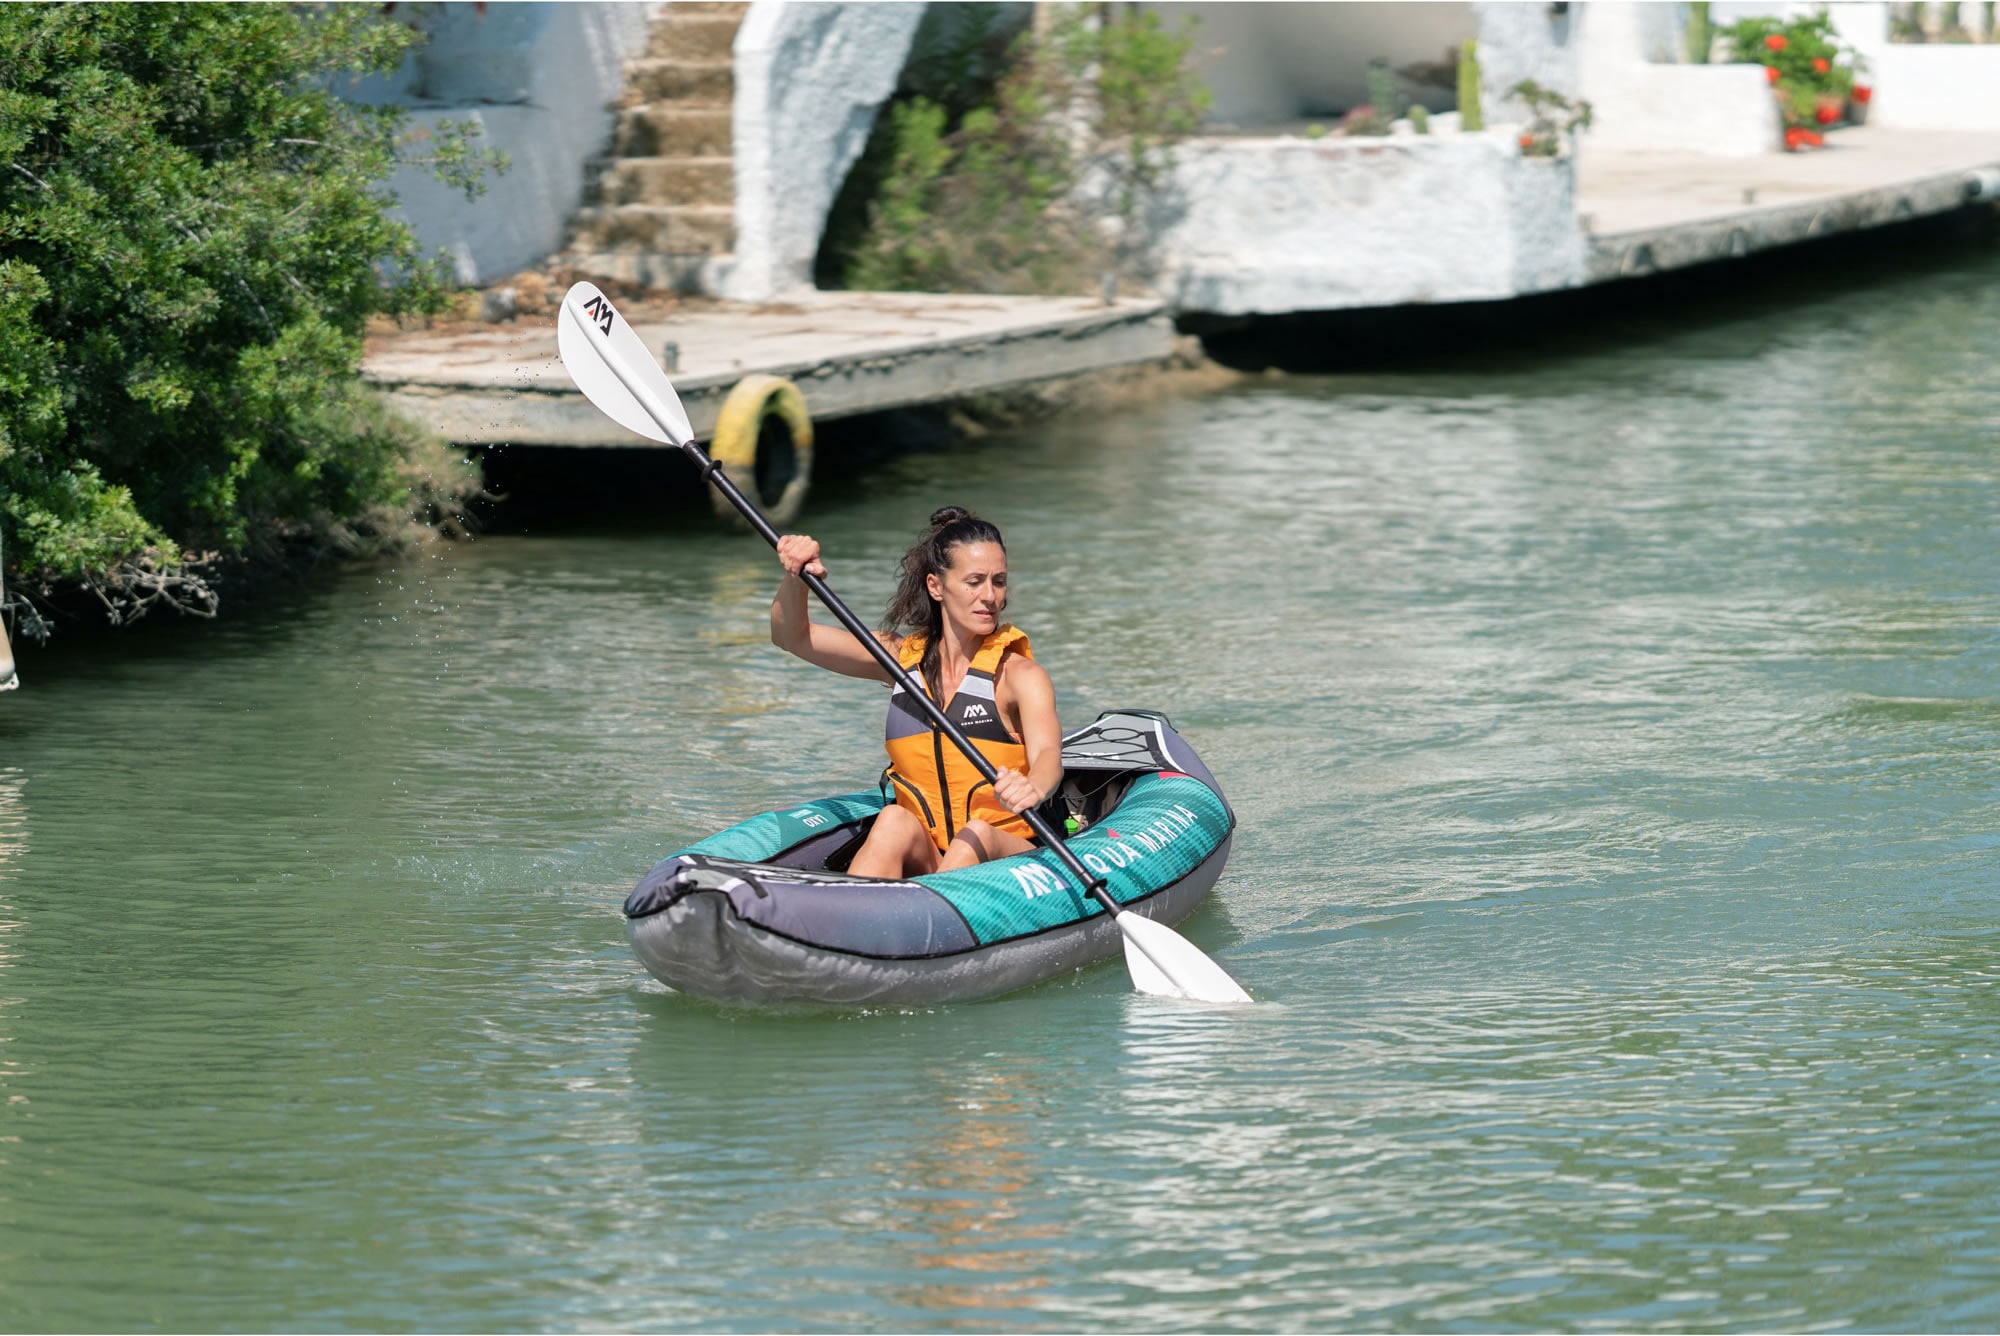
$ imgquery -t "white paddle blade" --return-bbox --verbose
[1116,911,1252,1005]
[556,281,694,447]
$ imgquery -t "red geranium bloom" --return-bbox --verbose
[1815,104,1839,124]
[1812,57,1831,73]
[1519,133,1535,150]
[1765,33,1788,51]
[1853,84,1873,103]
[1765,65,1781,84]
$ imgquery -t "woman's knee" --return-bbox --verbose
[872,804,925,842]
[868,805,935,862]
[852,805,936,878]
[941,820,999,869]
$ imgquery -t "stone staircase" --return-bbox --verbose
[565,1,746,291]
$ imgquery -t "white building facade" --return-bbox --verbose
[354,2,2000,315]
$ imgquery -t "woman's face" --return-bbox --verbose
[927,541,1008,637]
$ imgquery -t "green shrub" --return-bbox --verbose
[0,3,495,635]
[834,8,1209,296]
[1510,79,1594,157]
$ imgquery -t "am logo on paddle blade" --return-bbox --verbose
[580,293,615,336]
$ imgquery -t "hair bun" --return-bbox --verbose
[928,505,973,530]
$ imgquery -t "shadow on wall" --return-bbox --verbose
[329,2,653,284]
[347,3,551,105]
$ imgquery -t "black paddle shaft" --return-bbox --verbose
[688,444,1120,917]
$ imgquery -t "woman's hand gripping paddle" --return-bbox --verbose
[556,281,1251,1005]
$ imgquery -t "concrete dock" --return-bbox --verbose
[362,127,2000,448]
[366,292,1172,448]
[1577,127,2000,281]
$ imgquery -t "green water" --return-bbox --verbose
[4,251,2000,1331]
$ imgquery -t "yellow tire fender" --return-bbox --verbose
[708,374,814,527]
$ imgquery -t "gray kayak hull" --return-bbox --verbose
[628,835,1230,1008]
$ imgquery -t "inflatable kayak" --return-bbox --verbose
[625,710,1234,1007]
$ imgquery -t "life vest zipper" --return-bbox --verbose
[887,770,935,829]
[932,726,955,841]
[964,778,993,830]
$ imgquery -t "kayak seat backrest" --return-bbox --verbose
[1046,767,1135,834]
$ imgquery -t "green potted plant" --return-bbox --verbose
[1722,12,1868,150]
[1509,79,1593,158]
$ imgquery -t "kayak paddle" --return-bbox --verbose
[555,281,1251,1005]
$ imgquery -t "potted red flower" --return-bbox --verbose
[1724,13,1868,148]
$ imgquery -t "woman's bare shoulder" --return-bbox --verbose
[997,650,1051,693]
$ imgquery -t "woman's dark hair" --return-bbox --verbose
[882,505,1006,700]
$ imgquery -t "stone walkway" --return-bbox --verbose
[1576,126,2000,279]
[366,292,1172,448]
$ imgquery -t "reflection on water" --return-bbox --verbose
[0,769,23,1175]
[0,766,22,898]
[886,1067,1063,1327]
[2,246,2000,1329]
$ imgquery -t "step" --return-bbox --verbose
[569,204,736,254]
[646,12,743,62]
[594,157,735,207]
[615,106,731,157]
[624,57,733,106]
[565,250,731,295]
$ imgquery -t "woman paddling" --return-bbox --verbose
[771,507,1063,879]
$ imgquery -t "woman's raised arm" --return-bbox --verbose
[770,534,896,681]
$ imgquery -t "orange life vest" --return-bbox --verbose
[884,625,1034,851]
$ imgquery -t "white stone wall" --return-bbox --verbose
[724,1,927,301]
[1575,2,1780,156]
[1833,3,2000,131]
[347,2,655,285]
[1870,48,2000,131]
[1473,0,1580,120]
[1140,133,1584,316]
